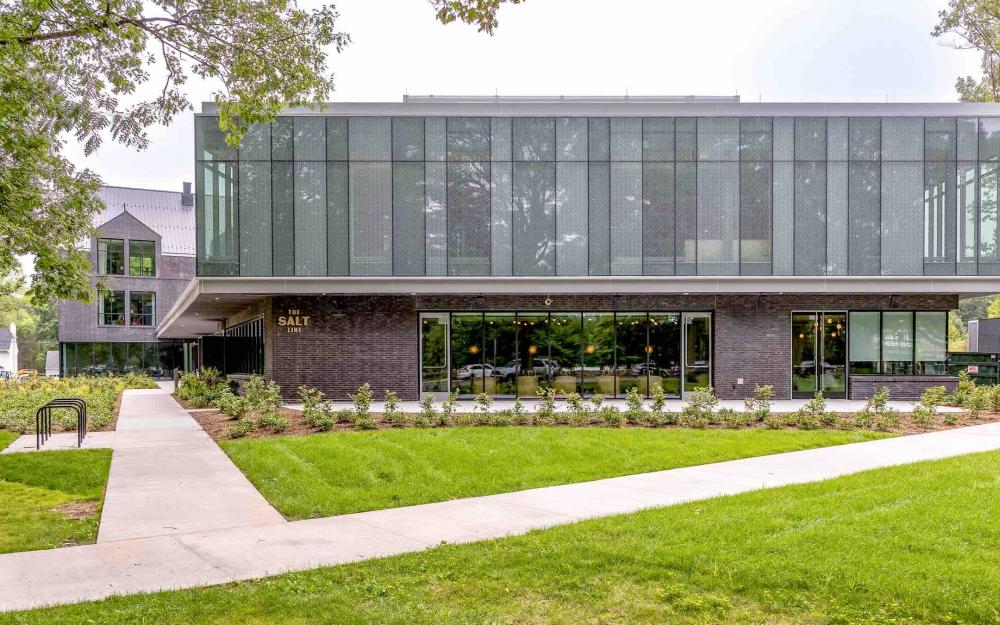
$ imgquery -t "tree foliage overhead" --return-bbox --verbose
[933,0,1000,102]
[430,0,524,34]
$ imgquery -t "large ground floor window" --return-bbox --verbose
[420,311,712,399]
[847,311,948,376]
[61,341,186,379]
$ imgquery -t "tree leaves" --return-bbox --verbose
[933,0,1000,102]
[429,0,525,35]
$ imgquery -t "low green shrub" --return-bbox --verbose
[298,386,331,428]
[679,386,718,428]
[176,367,228,407]
[717,407,749,428]
[953,370,976,406]
[744,385,774,423]
[912,385,947,427]
[764,412,790,429]
[439,390,458,427]
[382,390,408,427]
[589,395,624,427]
[792,391,838,429]
[348,383,373,425]
[964,385,991,418]
[415,394,437,428]
[227,419,254,438]
[216,390,251,420]
[534,387,557,425]
[511,398,530,426]
[565,392,589,425]
[625,386,646,424]
[256,410,289,433]
[474,392,493,418]
[856,387,901,431]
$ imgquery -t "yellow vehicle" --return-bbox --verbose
[16,369,38,379]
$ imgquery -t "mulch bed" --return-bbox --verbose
[185,404,1000,443]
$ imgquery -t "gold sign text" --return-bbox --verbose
[277,309,311,334]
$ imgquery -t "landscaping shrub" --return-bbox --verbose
[679,386,717,428]
[647,381,677,425]
[348,382,373,425]
[964,385,991,418]
[257,410,289,433]
[625,386,646,424]
[792,391,838,428]
[0,373,157,433]
[474,392,493,419]
[589,395,624,427]
[382,390,408,427]
[744,385,774,423]
[216,389,251,420]
[855,387,900,431]
[227,419,254,438]
[511,398,530,426]
[764,412,790,429]
[534,387,557,425]
[176,367,227,407]
[439,390,458,427]
[565,392,589,425]
[415,394,437,428]
[717,407,749,428]
[298,386,334,430]
[913,385,947,427]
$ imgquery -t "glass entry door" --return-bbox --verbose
[791,312,847,399]
[420,313,449,397]
[682,313,712,397]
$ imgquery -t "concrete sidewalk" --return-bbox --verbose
[3,417,1000,612]
[96,390,283,542]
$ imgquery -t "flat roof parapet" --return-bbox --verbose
[400,94,742,103]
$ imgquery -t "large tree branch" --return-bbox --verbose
[1,15,181,46]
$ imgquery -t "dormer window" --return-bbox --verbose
[129,240,156,277]
[98,239,125,275]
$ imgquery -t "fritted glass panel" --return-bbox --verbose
[425,117,446,161]
[513,118,555,161]
[610,118,642,161]
[773,118,793,161]
[740,117,772,161]
[881,162,923,275]
[827,117,848,161]
[447,117,490,161]
[981,162,1000,274]
[740,161,771,275]
[581,312,615,396]
[616,313,648,397]
[849,311,880,374]
[517,313,551,396]
[675,118,697,161]
[556,118,588,161]
[326,117,348,160]
[293,117,325,161]
[555,162,588,275]
[294,162,326,275]
[648,313,681,398]
[238,162,271,276]
[195,116,238,161]
[349,117,391,161]
[958,117,978,161]
[697,162,739,275]
[588,163,611,275]
[512,162,556,275]
[240,124,270,161]
[197,160,239,276]
[349,162,392,275]
[484,313,518,397]
[642,118,674,161]
[882,311,914,374]
[548,312,582,395]
[491,162,513,276]
[958,162,978,275]
[794,161,826,275]
[772,161,794,274]
[392,117,424,161]
[447,161,491,275]
[848,161,880,275]
[271,161,293,275]
[588,118,610,161]
[451,313,484,397]
[916,311,947,374]
[794,118,826,161]
[392,162,425,276]
[642,162,674,275]
[925,117,957,161]
[924,161,957,275]
[826,161,847,275]
[327,162,349,275]
[697,117,738,161]
[610,162,642,274]
[882,117,923,161]
[676,162,698,275]
[271,117,293,161]
[491,117,512,161]
[848,118,880,161]
[979,117,1000,161]
[425,162,447,275]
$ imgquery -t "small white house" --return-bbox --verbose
[0,323,18,380]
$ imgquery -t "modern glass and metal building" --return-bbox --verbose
[158,96,1000,400]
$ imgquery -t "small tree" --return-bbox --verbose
[624,386,646,425]
[383,390,408,427]
[415,394,437,428]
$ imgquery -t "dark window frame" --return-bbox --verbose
[129,291,155,326]
[128,240,156,277]
[847,309,949,376]
[98,238,125,276]
[99,290,126,326]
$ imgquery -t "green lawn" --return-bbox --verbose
[0,431,16,452]
[0,449,112,554]
[221,427,887,519]
[9,448,1000,624]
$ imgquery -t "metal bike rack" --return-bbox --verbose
[35,398,88,450]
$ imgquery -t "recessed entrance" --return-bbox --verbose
[791,312,847,399]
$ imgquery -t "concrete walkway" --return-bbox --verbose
[1,431,116,454]
[96,390,283,542]
[3,409,1000,612]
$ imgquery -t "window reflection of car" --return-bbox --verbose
[494,360,521,379]
[455,364,497,380]
[797,360,845,373]
[530,358,561,377]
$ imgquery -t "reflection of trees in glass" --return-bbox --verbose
[513,162,556,275]
[548,313,582,372]
[447,161,491,275]
[450,313,484,395]
[980,163,998,260]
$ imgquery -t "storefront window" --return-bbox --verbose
[548,313,582,395]
[516,313,550,397]
[484,313,518,397]
[848,312,880,374]
[616,313,648,396]
[648,313,682,397]
[882,312,915,374]
[915,311,947,374]
[581,313,615,396]
[450,313,484,397]
[420,315,448,393]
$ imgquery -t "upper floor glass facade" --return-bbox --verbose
[195,113,1000,278]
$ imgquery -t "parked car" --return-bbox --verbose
[530,358,562,377]
[455,364,498,380]
[494,359,522,379]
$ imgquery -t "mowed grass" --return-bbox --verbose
[0,432,16,451]
[220,427,887,518]
[10,448,1000,624]
[0,449,111,554]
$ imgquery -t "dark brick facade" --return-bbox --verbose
[260,292,958,401]
[848,375,958,401]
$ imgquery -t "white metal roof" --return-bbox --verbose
[95,186,195,256]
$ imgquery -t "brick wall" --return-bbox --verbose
[264,292,958,401]
[848,375,958,401]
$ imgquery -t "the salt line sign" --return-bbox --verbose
[277,309,311,333]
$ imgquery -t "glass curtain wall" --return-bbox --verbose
[847,310,947,375]
[61,342,185,378]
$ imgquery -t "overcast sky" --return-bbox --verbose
[65,0,984,192]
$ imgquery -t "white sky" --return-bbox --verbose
[65,0,983,192]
